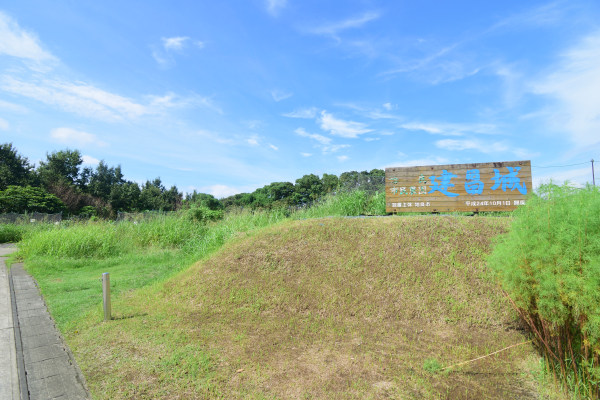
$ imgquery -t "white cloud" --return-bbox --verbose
[533,166,592,189]
[531,31,600,147]
[0,12,56,63]
[319,111,371,138]
[194,184,253,199]
[323,144,350,154]
[246,136,259,146]
[196,129,235,145]
[269,143,279,151]
[162,36,189,51]
[270,89,293,102]
[295,127,331,145]
[148,92,222,114]
[400,121,497,136]
[435,138,508,154]
[0,117,8,130]
[283,107,318,119]
[265,0,287,17]
[337,155,349,162]
[295,127,350,154]
[50,127,107,147]
[0,99,28,113]
[1,76,149,121]
[364,137,380,142]
[383,102,393,111]
[153,36,204,67]
[300,152,312,157]
[82,155,100,165]
[306,12,380,38]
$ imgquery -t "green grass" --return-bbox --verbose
[18,209,289,330]
[12,191,557,399]
[63,216,547,399]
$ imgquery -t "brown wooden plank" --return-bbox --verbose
[385,160,532,213]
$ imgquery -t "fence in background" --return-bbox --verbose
[0,212,62,224]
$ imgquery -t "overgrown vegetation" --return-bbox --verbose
[64,216,542,399]
[1,142,386,217]
[489,183,600,398]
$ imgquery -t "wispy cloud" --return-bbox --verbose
[295,127,349,154]
[268,143,279,151]
[50,127,108,147]
[337,155,349,162]
[300,152,312,157]
[196,129,235,145]
[152,36,204,68]
[319,111,371,138]
[1,76,149,121]
[489,2,565,32]
[0,117,8,130]
[283,107,318,119]
[435,138,508,154]
[148,92,223,114]
[246,136,260,146]
[531,30,600,147]
[295,127,331,145]
[0,12,56,63]
[270,89,293,102]
[265,0,288,17]
[400,121,497,136]
[162,36,190,51]
[305,11,380,39]
[0,99,28,113]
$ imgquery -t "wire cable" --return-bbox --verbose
[531,162,590,169]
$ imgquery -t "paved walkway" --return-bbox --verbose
[0,244,90,400]
[1,244,20,399]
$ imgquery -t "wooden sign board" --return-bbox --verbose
[385,160,532,213]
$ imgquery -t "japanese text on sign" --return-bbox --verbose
[385,160,532,213]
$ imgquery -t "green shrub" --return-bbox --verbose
[0,186,65,213]
[488,183,600,398]
[188,206,224,223]
[0,224,24,243]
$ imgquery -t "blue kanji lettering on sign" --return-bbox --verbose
[465,169,484,195]
[428,170,459,197]
[490,167,527,195]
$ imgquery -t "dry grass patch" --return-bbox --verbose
[69,216,544,399]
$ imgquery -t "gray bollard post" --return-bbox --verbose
[102,272,111,321]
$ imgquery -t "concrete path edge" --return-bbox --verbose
[8,267,29,400]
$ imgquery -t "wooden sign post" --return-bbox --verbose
[385,160,532,213]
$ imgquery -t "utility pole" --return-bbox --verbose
[592,159,596,187]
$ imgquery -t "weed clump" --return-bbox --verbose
[488,183,600,398]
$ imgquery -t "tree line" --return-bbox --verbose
[0,142,384,217]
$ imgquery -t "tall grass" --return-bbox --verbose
[295,190,386,218]
[488,183,600,399]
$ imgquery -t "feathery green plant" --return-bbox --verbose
[488,183,600,399]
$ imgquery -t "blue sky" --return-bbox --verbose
[1,0,599,197]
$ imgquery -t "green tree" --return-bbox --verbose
[37,149,83,187]
[293,174,323,205]
[0,143,34,190]
[109,181,141,212]
[185,191,223,210]
[321,173,339,193]
[0,186,65,214]
[88,161,124,200]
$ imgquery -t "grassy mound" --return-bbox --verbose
[67,216,544,399]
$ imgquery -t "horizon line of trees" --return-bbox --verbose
[0,142,385,217]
